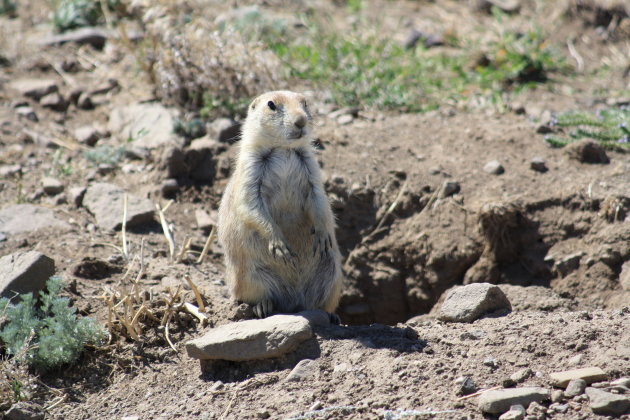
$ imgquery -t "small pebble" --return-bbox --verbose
[484,160,504,175]
[530,157,547,172]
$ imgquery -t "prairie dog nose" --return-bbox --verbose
[294,115,307,129]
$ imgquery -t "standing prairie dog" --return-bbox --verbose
[218,91,342,321]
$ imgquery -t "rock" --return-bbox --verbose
[620,261,630,291]
[438,283,512,323]
[39,27,109,49]
[455,376,477,396]
[478,387,550,414]
[511,368,533,384]
[498,404,525,420]
[69,186,86,207]
[108,102,182,149]
[483,160,504,175]
[565,139,609,164]
[585,387,630,416]
[285,359,318,382]
[337,114,354,125]
[550,367,607,388]
[611,377,630,388]
[4,401,46,420]
[8,79,58,100]
[550,403,569,413]
[0,164,22,177]
[484,357,500,369]
[565,378,586,397]
[554,252,583,277]
[42,177,64,195]
[195,209,216,230]
[163,147,188,178]
[530,157,547,173]
[77,93,94,110]
[185,137,227,181]
[74,126,103,146]
[440,180,461,198]
[473,0,521,13]
[208,118,241,143]
[15,106,38,122]
[160,179,179,198]
[90,78,119,95]
[0,251,55,299]
[83,183,155,230]
[40,92,68,112]
[567,354,584,366]
[551,390,564,403]
[73,257,120,280]
[186,315,313,361]
[0,204,71,235]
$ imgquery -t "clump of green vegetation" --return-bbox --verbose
[0,0,17,17]
[475,29,565,90]
[0,277,107,372]
[84,145,126,166]
[544,107,630,150]
[173,117,206,140]
[52,0,124,32]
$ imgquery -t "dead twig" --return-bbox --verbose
[156,202,176,259]
[221,390,239,419]
[185,275,206,312]
[122,193,129,260]
[197,225,216,264]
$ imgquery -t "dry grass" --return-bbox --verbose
[134,1,285,118]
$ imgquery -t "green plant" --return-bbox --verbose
[544,107,630,150]
[0,276,107,371]
[83,145,126,166]
[0,0,16,16]
[52,0,123,32]
[51,149,73,177]
[173,117,206,140]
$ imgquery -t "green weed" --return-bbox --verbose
[52,0,123,32]
[0,277,107,372]
[544,107,630,150]
[0,0,16,16]
[84,145,126,166]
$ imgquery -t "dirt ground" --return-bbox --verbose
[1,0,629,419]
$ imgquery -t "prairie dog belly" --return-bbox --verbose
[260,149,315,254]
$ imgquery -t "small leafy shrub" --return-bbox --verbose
[52,0,124,32]
[0,0,17,17]
[0,277,107,371]
[544,107,630,150]
[84,145,126,166]
[475,29,564,89]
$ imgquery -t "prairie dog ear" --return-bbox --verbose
[250,97,261,111]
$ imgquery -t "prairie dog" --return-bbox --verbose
[218,91,342,320]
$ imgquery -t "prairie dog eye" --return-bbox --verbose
[267,100,277,111]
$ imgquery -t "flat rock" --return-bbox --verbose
[0,204,71,235]
[585,387,630,416]
[478,387,550,414]
[74,126,103,146]
[83,183,155,230]
[42,177,64,195]
[498,405,525,420]
[550,367,607,388]
[8,78,58,100]
[565,139,609,164]
[285,359,318,382]
[0,251,55,298]
[108,103,183,149]
[186,315,313,361]
[38,27,109,49]
[438,283,512,323]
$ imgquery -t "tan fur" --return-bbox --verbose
[218,91,342,317]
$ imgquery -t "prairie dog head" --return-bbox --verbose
[242,91,313,148]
